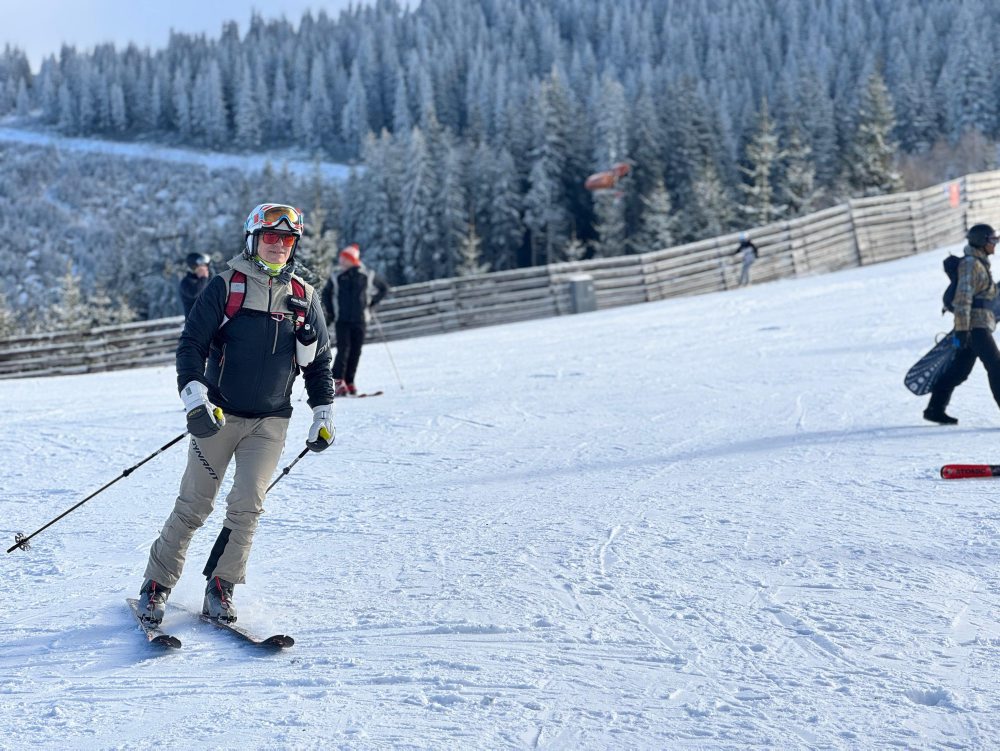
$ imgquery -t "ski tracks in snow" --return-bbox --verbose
[5,252,1000,748]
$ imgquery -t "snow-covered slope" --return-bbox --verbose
[3,247,999,750]
[0,125,350,180]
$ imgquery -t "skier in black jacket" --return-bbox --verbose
[321,244,390,396]
[137,204,336,626]
[178,252,212,318]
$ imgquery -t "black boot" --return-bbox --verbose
[923,408,958,425]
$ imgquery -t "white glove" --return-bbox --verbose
[307,404,335,452]
[181,380,225,438]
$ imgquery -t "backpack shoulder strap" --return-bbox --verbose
[289,277,308,330]
[222,270,247,328]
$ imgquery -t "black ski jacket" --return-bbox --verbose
[321,265,390,325]
[177,257,335,418]
[179,272,211,318]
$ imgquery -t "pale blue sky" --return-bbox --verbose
[1,1,416,71]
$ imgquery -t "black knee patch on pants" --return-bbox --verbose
[203,527,232,579]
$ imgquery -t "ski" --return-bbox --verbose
[196,613,295,648]
[354,390,383,398]
[940,464,1000,480]
[126,598,182,649]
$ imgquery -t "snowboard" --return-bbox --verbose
[904,334,957,396]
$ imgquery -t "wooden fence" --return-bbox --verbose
[1,170,996,379]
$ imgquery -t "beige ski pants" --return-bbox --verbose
[144,415,289,587]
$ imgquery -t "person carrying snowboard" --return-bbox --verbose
[924,223,1000,425]
[137,204,336,624]
[321,244,390,396]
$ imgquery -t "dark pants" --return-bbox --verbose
[928,328,1000,413]
[332,321,366,384]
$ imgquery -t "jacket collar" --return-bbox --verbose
[228,254,294,284]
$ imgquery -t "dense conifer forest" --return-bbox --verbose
[0,0,997,333]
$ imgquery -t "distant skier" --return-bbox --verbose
[179,252,213,318]
[734,232,759,287]
[321,244,390,397]
[924,223,1000,425]
[137,204,335,625]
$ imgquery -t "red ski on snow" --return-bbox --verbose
[940,464,1000,480]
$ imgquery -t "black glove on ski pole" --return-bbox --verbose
[7,432,188,554]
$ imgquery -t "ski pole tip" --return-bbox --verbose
[8,532,30,553]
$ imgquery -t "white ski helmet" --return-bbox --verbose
[243,203,305,262]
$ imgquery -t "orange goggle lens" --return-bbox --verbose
[261,231,297,248]
[262,206,301,229]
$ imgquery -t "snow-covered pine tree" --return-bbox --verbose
[524,72,572,266]
[457,218,489,276]
[481,144,523,272]
[234,57,262,149]
[795,69,838,190]
[342,60,369,157]
[354,130,403,280]
[591,193,627,258]
[782,126,821,217]
[848,71,903,197]
[687,160,733,240]
[50,262,89,332]
[269,65,291,143]
[191,59,227,148]
[15,79,31,118]
[402,127,440,282]
[439,140,469,279]
[561,232,587,263]
[933,9,995,142]
[392,75,412,136]
[592,73,628,174]
[87,286,136,327]
[632,177,676,254]
[0,293,15,338]
[628,73,666,237]
[738,99,786,226]
[171,64,192,138]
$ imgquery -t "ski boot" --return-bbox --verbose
[334,379,349,398]
[137,579,171,624]
[346,382,358,396]
[203,576,238,622]
[923,408,958,425]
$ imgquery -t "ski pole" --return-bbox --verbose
[267,446,311,493]
[370,310,403,390]
[8,431,188,554]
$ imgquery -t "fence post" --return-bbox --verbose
[908,192,921,255]
[847,199,864,267]
[784,221,802,277]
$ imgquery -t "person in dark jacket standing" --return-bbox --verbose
[321,244,390,396]
[179,252,213,318]
[924,223,1000,425]
[734,232,759,287]
[136,204,336,625]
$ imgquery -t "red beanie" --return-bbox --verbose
[339,244,361,266]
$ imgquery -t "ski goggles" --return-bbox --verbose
[260,205,303,233]
[260,231,297,248]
